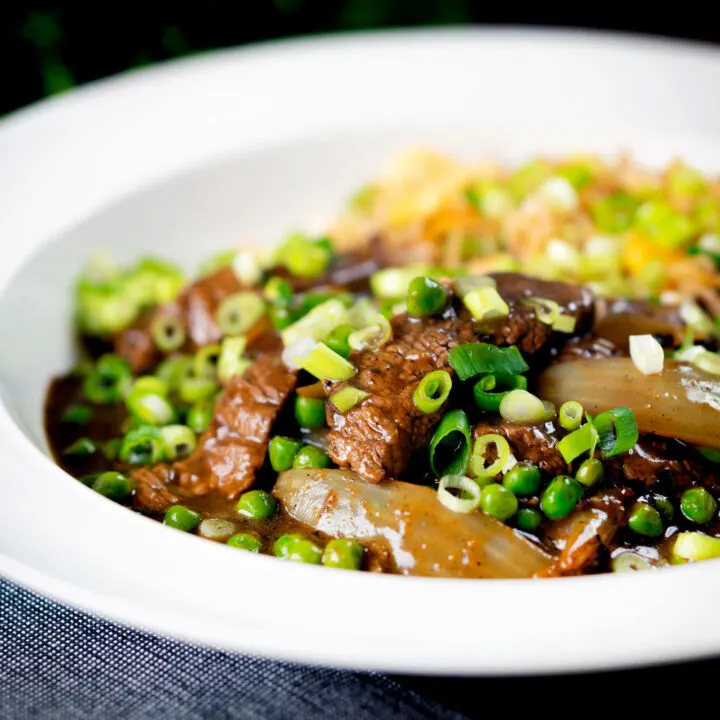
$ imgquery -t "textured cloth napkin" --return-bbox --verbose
[0,578,470,720]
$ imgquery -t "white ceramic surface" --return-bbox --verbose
[2,28,720,675]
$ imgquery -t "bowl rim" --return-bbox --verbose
[3,26,720,675]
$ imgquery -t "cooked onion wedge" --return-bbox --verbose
[273,469,554,579]
[537,358,720,449]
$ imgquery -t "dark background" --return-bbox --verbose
[2,2,719,117]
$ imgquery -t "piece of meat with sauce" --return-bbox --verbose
[479,273,595,354]
[543,489,633,575]
[607,436,719,494]
[115,266,242,374]
[132,464,179,513]
[325,313,477,483]
[130,352,297,506]
[174,352,297,499]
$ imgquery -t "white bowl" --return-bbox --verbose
[2,28,720,675]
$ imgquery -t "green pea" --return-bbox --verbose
[294,396,326,429]
[164,505,202,532]
[516,507,542,532]
[502,463,541,496]
[407,276,448,317]
[540,476,583,520]
[274,533,323,564]
[628,503,664,537]
[575,458,605,488]
[322,538,364,570]
[653,496,675,522]
[227,533,262,552]
[324,324,354,359]
[235,490,277,520]
[480,483,518,521]
[292,445,331,470]
[186,400,214,434]
[63,437,98,457]
[92,471,132,501]
[269,436,303,472]
[680,487,718,524]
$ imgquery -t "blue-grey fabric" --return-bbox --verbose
[0,578,469,720]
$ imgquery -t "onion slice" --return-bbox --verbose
[629,334,664,375]
[273,469,554,579]
[537,357,720,449]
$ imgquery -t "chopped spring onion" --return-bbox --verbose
[178,376,218,404]
[277,234,332,278]
[629,334,665,375]
[455,274,497,298]
[186,399,215,434]
[612,551,653,572]
[282,336,318,369]
[150,314,186,352]
[594,407,639,458]
[298,342,356,382]
[463,287,509,322]
[194,344,221,379]
[448,343,529,381]
[558,400,584,431]
[160,424,197,460]
[348,313,392,352]
[125,376,175,426]
[437,474,482,514]
[545,239,581,273]
[83,354,133,405]
[413,370,453,414]
[635,200,695,248]
[542,400,557,421]
[282,299,349,347]
[473,373,527,412]
[679,298,717,337]
[675,344,706,363]
[524,297,559,325]
[698,232,720,257]
[590,191,640,234]
[216,292,266,336]
[198,518,238,541]
[330,386,370,413]
[499,389,546,425]
[556,422,599,464]
[231,251,262,287]
[119,425,165,465]
[692,350,720,376]
[264,276,293,305]
[370,265,429,299]
[673,532,720,562]
[218,336,252,383]
[700,447,720,463]
[552,314,577,334]
[324,324,354,359]
[429,409,472,477]
[470,434,511,480]
[535,176,579,213]
[156,355,194,389]
[126,389,176,426]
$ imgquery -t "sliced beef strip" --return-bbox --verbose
[325,313,477,483]
[593,297,685,349]
[129,352,297,504]
[173,352,297,499]
[114,266,243,374]
[477,273,595,354]
[555,336,623,363]
[132,464,179,513]
[607,436,719,494]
